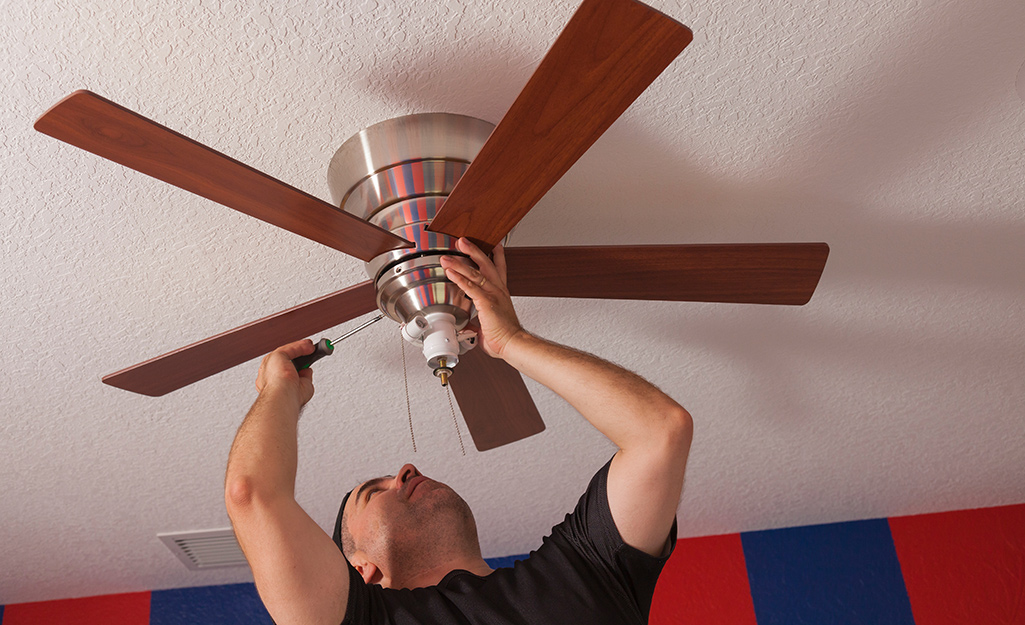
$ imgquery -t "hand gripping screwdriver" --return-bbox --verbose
[292,314,384,371]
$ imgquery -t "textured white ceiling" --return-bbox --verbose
[2,0,1024,605]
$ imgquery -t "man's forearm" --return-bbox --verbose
[225,386,303,504]
[500,331,690,450]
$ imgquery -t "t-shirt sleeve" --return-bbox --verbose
[554,456,678,617]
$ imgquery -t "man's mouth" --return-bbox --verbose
[405,476,427,498]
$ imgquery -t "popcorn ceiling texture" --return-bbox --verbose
[2,0,1024,605]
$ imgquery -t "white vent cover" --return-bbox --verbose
[158,528,248,570]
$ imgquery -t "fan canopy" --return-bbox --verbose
[328,113,504,329]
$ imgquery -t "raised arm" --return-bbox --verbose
[442,239,693,557]
[224,339,350,625]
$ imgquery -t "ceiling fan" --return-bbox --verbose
[34,0,828,452]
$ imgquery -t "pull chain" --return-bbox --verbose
[446,383,466,456]
[400,329,464,455]
[400,333,417,453]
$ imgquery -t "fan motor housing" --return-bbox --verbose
[328,113,502,329]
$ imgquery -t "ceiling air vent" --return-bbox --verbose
[158,528,247,570]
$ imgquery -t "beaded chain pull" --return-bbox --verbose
[400,333,417,453]
[400,330,465,455]
[446,382,466,456]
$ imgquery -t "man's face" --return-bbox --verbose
[343,463,477,570]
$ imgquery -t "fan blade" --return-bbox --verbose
[449,344,546,451]
[505,243,830,305]
[35,90,411,261]
[103,281,379,396]
[426,0,692,249]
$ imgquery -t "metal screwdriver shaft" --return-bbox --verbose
[292,314,385,370]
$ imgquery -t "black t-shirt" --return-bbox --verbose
[341,457,677,625]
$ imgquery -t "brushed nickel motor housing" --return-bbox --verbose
[327,113,504,329]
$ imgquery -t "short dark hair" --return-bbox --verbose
[332,488,356,559]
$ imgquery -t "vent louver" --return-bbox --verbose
[158,528,247,570]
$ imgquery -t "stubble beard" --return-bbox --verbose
[380,485,480,579]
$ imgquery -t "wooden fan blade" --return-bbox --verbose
[449,345,546,451]
[426,0,692,249]
[505,243,830,305]
[35,91,411,261]
[103,281,379,396]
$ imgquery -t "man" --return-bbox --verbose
[225,238,693,625]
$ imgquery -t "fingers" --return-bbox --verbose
[456,236,487,263]
[276,338,315,359]
[256,339,314,392]
[440,238,506,288]
[493,243,508,284]
[457,238,500,281]
[441,257,484,297]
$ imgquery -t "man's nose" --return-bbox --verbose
[396,464,420,486]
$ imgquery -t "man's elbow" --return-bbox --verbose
[661,404,693,452]
[225,474,283,516]
[225,473,294,521]
[225,475,257,517]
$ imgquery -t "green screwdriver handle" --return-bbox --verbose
[292,338,334,371]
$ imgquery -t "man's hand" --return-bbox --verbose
[255,339,316,407]
[440,238,525,359]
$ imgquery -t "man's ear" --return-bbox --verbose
[351,551,384,586]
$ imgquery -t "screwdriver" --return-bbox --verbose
[292,314,385,371]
